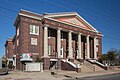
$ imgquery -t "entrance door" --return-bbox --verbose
[50,61,57,70]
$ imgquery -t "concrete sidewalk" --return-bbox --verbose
[0,70,120,80]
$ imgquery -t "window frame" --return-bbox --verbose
[48,45,51,55]
[31,38,37,45]
[30,25,39,35]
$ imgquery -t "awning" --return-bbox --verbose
[20,53,33,62]
[20,58,33,62]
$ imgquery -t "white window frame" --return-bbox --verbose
[31,38,37,45]
[6,50,8,54]
[96,39,99,45]
[17,28,19,36]
[76,50,78,59]
[30,25,39,35]
[17,39,19,46]
[48,45,51,55]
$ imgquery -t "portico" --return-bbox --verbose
[42,22,100,70]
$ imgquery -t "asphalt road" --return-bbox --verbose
[63,73,120,80]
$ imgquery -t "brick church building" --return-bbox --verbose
[5,10,103,72]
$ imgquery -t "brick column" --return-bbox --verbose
[68,30,73,59]
[94,37,97,59]
[78,33,82,59]
[57,28,61,58]
[86,35,90,59]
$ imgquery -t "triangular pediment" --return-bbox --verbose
[44,12,98,32]
[55,16,92,30]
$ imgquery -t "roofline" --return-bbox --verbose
[44,12,77,18]
[44,12,77,15]
[14,9,42,26]
[20,9,42,16]
[4,38,13,46]
[75,13,98,33]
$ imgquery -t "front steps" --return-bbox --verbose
[81,60,95,72]
[61,59,106,73]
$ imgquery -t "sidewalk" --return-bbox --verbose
[0,70,120,80]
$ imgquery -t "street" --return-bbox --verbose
[64,73,120,80]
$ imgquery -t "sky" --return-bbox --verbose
[0,0,120,57]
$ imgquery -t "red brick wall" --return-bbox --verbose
[14,16,43,70]
[5,41,13,58]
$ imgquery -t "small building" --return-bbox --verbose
[5,10,103,72]
[4,38,14,69]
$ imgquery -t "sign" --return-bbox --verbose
[20,53,33,62]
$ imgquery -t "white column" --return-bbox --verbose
[86,35,90,59]
[44,26,48,57]
[68,31,73,59]
[78,33,82,59]
[57,28,61,58]
[94,37,97,59]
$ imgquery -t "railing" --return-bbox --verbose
[61,59,80,68]
[88,59,107,70]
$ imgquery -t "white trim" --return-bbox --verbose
[19,13,42,20]
[20,58,33,61]
[45,17,97,33]
[44,13,76,18]
[75,13,98,33]
[61,59,81,68]
[20,9,42,16]
[44,12,98,33]
[50,59,58,61]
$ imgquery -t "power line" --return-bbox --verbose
[44,0,72,11]
[0,6,18,12]
[43,0,120,38]
[0,0,120,43]
[0,0,42,13]
[103,36,120,41]
[0,13,15,19]
[58,0,120,26]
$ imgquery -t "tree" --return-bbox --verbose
[99,48,118,66]
[107,49,117,61]
[116,50,120,65]
[99,54,108,64]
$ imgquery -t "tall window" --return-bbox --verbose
[17,28,19,36]
[48,45,51,55]
[17,39,19,46]
[61,32,64,40]
[96,39,99,45]
[60,47,64,58]
[30,25,39,35]
[48,29,51,38]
